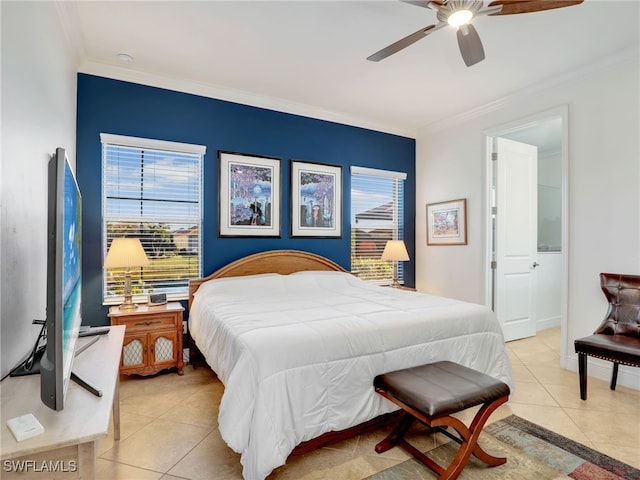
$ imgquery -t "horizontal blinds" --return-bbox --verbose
[351,167,405,283]
[102,136,204,302]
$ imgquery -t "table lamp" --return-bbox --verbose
[104,238,150,310]
[381,240,410,288]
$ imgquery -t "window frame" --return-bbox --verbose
[350,166,407,285]
[100,133,205,304]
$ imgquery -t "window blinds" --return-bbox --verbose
[101,134,205,302]
[351,166,406,283]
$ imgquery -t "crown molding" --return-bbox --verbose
[55,0,414,136]
[54,0,85,67]
[418,45,640,136]
[77,61,417,140]
[56,0,636,142]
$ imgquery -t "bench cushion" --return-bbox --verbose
[374,361,510,419]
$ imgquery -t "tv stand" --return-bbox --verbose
[9,334,104,397]
[70,371,102,397]
[1,326,124,479]
[71,335,103,397]
[9,330,100,378]
[8,347,45,377]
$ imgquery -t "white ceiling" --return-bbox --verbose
[63,0,639,137]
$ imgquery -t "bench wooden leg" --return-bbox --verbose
[375,389,508,480]
[431,396,508,480]
[374,411,415,454]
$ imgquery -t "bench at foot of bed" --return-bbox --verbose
[373,361,510,480]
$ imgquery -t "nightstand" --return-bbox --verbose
[384,285,417,291]
[108,302,184,376]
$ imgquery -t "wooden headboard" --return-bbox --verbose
[188,250,347,308]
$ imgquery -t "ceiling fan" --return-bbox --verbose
[367,0,584,67]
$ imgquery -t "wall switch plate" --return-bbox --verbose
[7,413,44,442]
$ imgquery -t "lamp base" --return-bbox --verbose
[118,302,139,311]
[119,272,138,311]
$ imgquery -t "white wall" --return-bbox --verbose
[416,56,640,389]
[1,2,78,378]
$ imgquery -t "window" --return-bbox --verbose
[101,134,205,303]
[351,166,406,283]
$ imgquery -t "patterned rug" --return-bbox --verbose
[365,415,640,480]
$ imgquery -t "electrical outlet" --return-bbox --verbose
[182,320,187,334]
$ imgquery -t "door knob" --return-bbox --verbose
[532,262,539,269]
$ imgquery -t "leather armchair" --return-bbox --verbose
[574,273,640,400]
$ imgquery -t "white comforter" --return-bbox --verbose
[189,271,513,480]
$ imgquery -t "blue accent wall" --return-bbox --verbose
[76,74,415,325]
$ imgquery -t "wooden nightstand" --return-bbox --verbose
[383,285,417,291]
[108,302,184,376]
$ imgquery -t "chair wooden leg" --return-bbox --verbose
[610,362,619,391]
[578,352,587,400]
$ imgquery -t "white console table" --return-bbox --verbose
[1,325,124,479]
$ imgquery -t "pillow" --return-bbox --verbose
[286,270,365,291]
[195,273,286,297]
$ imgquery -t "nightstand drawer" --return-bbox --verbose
[122,313,179,331]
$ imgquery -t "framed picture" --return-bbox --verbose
[291,160,342,238]
[218,151,281,237]
[426,198,467,245]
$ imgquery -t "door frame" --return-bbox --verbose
[483,106,570,365]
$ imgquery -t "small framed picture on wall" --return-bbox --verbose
[290,160,342,238]
[218,151,281,237]
[426,198,467,245]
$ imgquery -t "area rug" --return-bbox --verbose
[364,415,640,480]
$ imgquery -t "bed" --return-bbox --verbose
[188,249,513,480]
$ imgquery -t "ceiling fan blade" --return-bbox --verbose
[487,0,583,16]
[400,0,444,9]
[457,23,485,67]
[367,23,443,62]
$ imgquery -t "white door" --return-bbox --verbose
[495,137,538,341]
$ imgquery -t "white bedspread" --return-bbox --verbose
[189,271,513,480]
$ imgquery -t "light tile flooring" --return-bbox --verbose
[96,328,640,479]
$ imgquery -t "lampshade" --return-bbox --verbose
[104,238,150,269]
[381,240,410,262]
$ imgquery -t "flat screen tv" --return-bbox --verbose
[40,147,83,411]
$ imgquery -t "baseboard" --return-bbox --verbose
[565,355,640,392]
[536,316,560,331]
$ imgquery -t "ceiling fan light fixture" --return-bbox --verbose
[368,0,584,63]
[448,9,473,26]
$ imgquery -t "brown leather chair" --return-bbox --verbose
[574,273,640,400]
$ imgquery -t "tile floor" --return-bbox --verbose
[96,327,640,479]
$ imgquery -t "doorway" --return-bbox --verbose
[484,107,569,359]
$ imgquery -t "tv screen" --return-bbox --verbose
[40,147,82,411]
